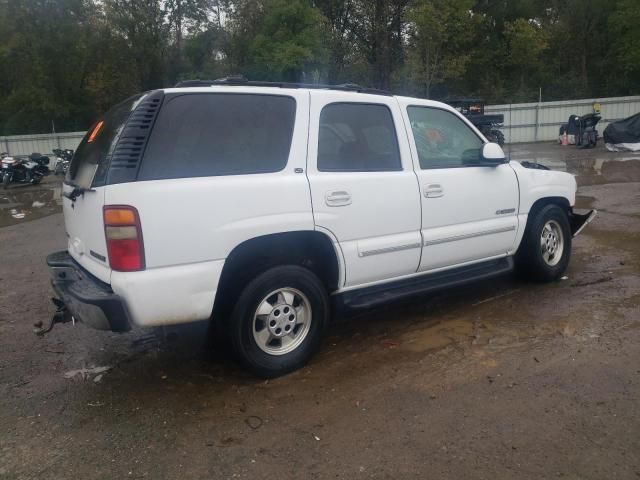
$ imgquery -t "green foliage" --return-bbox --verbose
[406,0,476,98]
[229,0,329,81]
[609,0,640,88]
[0,0,638,135]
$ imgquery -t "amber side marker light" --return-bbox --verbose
[87,120,104,143]
[103,206,145,272]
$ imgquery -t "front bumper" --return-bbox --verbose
[46,251,131,332]
[569,209,597,237]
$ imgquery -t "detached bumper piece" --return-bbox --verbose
[45,251,131,333]
[569,209,597,237]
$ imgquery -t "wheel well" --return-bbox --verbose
[528,196,570,217]
[212,231,340,320]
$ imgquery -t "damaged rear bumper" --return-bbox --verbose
[570,209,597,237]
[46,251,131,332]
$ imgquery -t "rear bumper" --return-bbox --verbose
[46,251,131,332]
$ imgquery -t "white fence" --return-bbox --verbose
[0,131,85,157]
[1,94,639,150]
[487,95,640,143]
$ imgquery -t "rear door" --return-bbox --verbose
[63,94,143,283]
[399,100,519,272]
[306,91,422,288]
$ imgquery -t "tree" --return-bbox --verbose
[504,18,549,99]
[313,0,357,83]
[228,0,328,82]
[406,0,476,98]
[103,0,168,91]
[608,0,640,93]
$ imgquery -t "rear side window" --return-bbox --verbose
[138,94,296,180]
[318,103,401,172]
[68,94,142,188]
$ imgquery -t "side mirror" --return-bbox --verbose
[480,142,506,165]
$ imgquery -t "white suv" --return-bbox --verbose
[47,79,596,377]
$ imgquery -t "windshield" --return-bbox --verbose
[67,94,143,188]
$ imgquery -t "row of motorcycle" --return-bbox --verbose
[1,148,73,189]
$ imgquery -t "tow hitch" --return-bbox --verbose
[33,298,73,336]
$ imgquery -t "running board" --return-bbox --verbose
[334,257,514,310]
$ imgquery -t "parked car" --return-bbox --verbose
[47,79,596,377]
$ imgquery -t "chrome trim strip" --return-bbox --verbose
[359,242,422,257]
[424,226,516,247]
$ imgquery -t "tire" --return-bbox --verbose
[516,204,571,282]
[2,173,10,189]
[228,265,329,378]
[490,129,505,147]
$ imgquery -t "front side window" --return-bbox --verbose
[139,93,296,180]
[318,103,401,172]
[407,106,483,169]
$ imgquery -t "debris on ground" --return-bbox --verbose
[63,365,112,380]
[244,416,263,430]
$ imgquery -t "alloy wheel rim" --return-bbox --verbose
[252,288,312,356]
[540,219,564,266]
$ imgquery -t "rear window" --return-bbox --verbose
[317,103,401,172]
[68,94,142,188]
[138,93,296,180]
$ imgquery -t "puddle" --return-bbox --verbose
[0,181,63,227]
[508,143,640,186]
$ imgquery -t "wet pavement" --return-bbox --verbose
[0,143,639,479]
[508,142,640,186]
[0,177,62,228]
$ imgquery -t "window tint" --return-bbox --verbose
[318,103,401,172]
[138,94,296,180]
[407,107,483,169]
[69,94,142,188]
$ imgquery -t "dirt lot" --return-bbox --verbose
[1,143,639,479]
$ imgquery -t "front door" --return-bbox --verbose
[399,102,520,272]
[306,91,422,288]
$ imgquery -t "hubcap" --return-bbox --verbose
[252,288,312,356]
[540,220,564,266]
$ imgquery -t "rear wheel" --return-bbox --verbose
[228,265,329,378]
[516,204,571,282]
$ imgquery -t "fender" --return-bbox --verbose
[510,161,577,214]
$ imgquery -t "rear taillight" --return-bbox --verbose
[103,206,145,271]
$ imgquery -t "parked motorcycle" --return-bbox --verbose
[2,152,50,189]
[52,148,73,175]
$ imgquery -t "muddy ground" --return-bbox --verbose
[1,143,639,479]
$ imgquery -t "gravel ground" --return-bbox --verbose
[1,143,639,479]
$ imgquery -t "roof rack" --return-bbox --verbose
[173,76,392,96]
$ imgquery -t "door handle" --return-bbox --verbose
[325,190,352,207]
[423,184,444,198]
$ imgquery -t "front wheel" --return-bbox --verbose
[516,204,572,282]
[228,265,329,378]
[2,172,10,189]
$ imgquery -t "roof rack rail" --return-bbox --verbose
[173,77,392,96]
